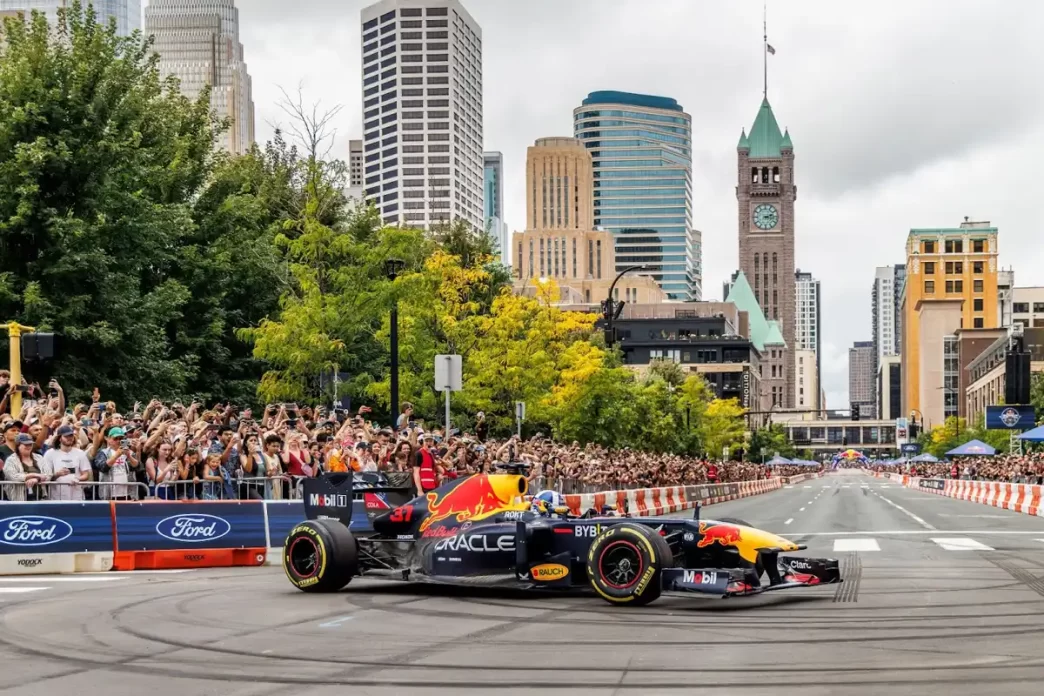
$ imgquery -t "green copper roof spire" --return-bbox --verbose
[781,128,792,150]
[738,128,750,150]
[747,97,784,158]
[725,271,771,352]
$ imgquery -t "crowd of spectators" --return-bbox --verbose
[870,453,1044,484]
[0,375,821,501]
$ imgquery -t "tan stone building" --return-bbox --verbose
[512,137,665,305]
[900,220,1000,427]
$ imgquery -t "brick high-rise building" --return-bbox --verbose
[736,97,796,407]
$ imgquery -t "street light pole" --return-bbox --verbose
[605,264,649,348]
[384,259,406,425]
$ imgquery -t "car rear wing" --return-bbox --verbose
[302,472,413,531]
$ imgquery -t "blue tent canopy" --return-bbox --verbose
[1018,425,1044,442]
[909,453,939,463]
[766,455,792,466]
[946,439,996,457]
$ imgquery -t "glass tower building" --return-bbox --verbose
[0,0,141,35]
[573,91,699,300]
[483,151,509,265]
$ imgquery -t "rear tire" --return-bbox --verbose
[283,519,358,593]
[586,523,672,606]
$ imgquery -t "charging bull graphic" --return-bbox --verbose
[696,522,743,548]
[419,474,529,533]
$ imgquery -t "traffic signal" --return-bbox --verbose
[851,405,860,421]
[613,300,626,320]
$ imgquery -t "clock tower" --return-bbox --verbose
[737,97,796,410]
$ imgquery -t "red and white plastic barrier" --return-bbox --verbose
[913,478,1044,517]
[562,478,783,518]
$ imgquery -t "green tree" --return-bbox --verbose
[1032,372,1044,424]
[698,398,747,459]
[748,423,794,461]
[0,4,224,404]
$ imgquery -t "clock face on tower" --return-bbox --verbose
[753,204,779,230]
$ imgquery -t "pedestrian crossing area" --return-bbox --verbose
[823,536,1044,553]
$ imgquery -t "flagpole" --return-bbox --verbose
[763,1,768,98]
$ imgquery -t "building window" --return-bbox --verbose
[973,261,983,274]
[923,240,935,253]
[974,279,984,293]
[973,317,984,329]
[924,280,935,294]
[973,239,985,253]
[1034,303,1044,314]
[973,298,983,312]
[1014,302,1030,314]
[924,262,935,275]
[596,240,602,279]
[945,280,963,293]
[572,238,577,278]
[944,239,963,253]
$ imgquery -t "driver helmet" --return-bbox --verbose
[533,489,564,509]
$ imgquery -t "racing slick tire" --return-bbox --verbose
[283,519,358,593]
[716,517,764,579]
[586,522,673,606]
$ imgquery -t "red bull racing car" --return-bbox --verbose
[282,469,841,606]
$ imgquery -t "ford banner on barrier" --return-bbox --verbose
[113,502,266,552]
[0,504,115,554]
[919,479,946,491]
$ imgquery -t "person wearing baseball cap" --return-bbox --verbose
[43,424,92,501]
[3,432,47,501]
[92,425,138,500]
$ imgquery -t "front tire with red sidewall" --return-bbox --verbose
[283,519,358,593]
[586,523,671,606]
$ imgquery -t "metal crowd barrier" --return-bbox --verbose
[0,480,150,502]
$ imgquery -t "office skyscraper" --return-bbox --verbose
[573,91,699,301]
[0,0,140,35]
[795,270,820,412]
[360,0,483,231]
[849,341,875,417]
[346,139,365,202]
[145,0,254,154]
[871,264,904,414]
[483,151,509,264]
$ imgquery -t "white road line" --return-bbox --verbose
[803,485,812,488]
[833,538,880,552]
[931,537,994,551]
[799,507,805,511]
[0,577,125,583]
[784,518,794,525]
[876,493,936,530]
[842,485,851,488]
[881,485,891,489]
[821,485,830,488]
[807,500,814,504]
[319,616,355,628]
[0,587,47,594]
[785,485,794,489]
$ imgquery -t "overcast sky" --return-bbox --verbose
[216,0,1044,411]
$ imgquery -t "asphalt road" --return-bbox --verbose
[3,470,1044,695]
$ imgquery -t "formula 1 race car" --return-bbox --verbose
[282,469,841,606]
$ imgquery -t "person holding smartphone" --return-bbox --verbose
[42,425,92,501]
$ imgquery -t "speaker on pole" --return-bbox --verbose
[1006,351,1030,405]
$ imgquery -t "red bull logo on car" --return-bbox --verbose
[419,474,528,532]
[696,522,742,549]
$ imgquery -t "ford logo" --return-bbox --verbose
[0,516,74,547]
[155,514,231,543]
